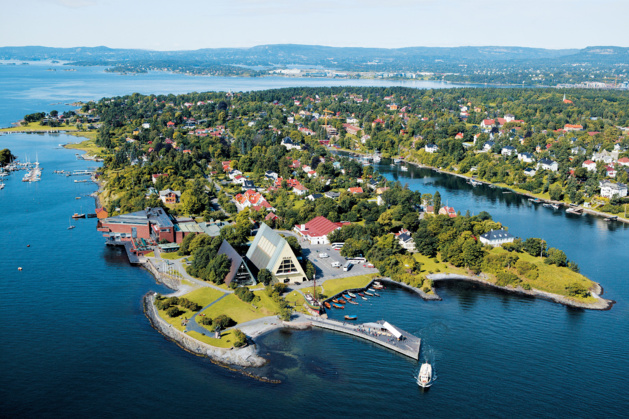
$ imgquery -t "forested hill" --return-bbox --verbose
[1,44,627,68]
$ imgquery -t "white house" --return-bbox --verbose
[537,158,559,172]
[599,181,628,198]
[504,114,515,122]
[582,160,597,172]
[482,141,495,152]
[518,152,535,163]
[501,146,516,156]
[479,229,515,247]
[281,136,302,150]
[523,168,536,177]
[228,169,243,180]
[396,229,416,253]
[425,144,439,153]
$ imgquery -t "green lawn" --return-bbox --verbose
[157,308,196,332]
[187,329,236,348]
[199,291,280,324]
[68,131,98,141]
[490,248,597,302]
[64,138,106,156]
[285,291,307,313]
[160,252,183,260]
[0,122,79,132]
[182,287,225,307]
[413,253,467,275]
[321,274,375,296]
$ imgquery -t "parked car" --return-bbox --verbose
[319,253,329,258]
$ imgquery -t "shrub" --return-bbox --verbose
[214,314,235,328]
[199,316,213,326]
[495,271,520,287]
[165,306,182,318]
[566,282,590,298]
[233,329,248,348]
[235,286,255,303]
[515,260,539,280]
[521,283,532,290]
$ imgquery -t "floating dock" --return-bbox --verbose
[309,318,420,360]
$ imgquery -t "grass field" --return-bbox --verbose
[187,329,236,348]
[321,274,375,296]
[490,247,597,302]
[160,252,183,260]
[0,122,79,132]
[182,287,225,307]
[157,307,196,332]
[68,131,98,140]
[285,291,307,313]
[199,291,280,324]
[64,138,106,156]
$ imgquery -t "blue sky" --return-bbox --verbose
[1,0,628,50]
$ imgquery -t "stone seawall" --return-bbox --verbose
[378,277,442,301]
[143,292,268,367]
[427,273,614,310]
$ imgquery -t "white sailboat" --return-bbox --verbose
[68,217,75,230]
[417,362,433,388]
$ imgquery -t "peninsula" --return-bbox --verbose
[14,86,618,367]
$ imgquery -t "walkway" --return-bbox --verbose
[185,293,230,335]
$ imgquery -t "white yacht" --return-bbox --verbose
[417,362,433,388]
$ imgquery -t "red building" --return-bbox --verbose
[97,207,176,244]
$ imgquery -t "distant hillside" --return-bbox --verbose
[2,44,627,67]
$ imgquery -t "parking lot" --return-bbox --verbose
[299,239,379,281]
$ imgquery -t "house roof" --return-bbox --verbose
[480,229,515,241]
[300,216,342,238]
[245,223,297,274]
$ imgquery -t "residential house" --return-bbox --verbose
[246,223,307,284]
[480,119,495,130]
[439,206,457,218]
[151,173,168,184]
[264,171,279,181]
[571,146,587,155]
[618,157,629,167]
[482,141,495,152]
[501,146,516,156]
[293,184,308,196]
[537,158,559,172]
[281,136,301,150]
[523,168,536,177]
[395,229,416,253]
[564,124,583,132]
[324,191,340,199]
[518,152,535,163]
[159,189,180,204]
[348,187,364,194]
[599,181,628,198]
[306,193,324,201]
[425,143,439,153]
[582,160,597,172]
[479,229,515,247]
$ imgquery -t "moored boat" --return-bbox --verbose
[417,362,433,388]
[357,293,364,297]
[373,292,380,297]
[347,300,358,305]
[343,294,352,300]
[364,292,373,296]
[344,315,357,320]
[348,292,356,298]
[332,299,340,304]
[361,296,367,300]
[332,304,344,309]
[338,299,346,304]
[324,302,331,309]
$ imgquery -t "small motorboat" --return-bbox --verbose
[373,292,380,297]
[347,300,358,305]
[364,292,374,296]
[71,213,85,219]
[417,362,433,388]
[344,315,357,320]
[324,302,331,309]
[332,304,344,309]
[361,296,368,300]
[367,288,376,292]
[358,293,365,297]
[373,284,383,290]
[338,299,346,304]
[343,294,352,300]
[348,292,356,298]
[332,299,340,304]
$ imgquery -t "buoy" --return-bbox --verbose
[27,244,30,247]
[18,267,22,271]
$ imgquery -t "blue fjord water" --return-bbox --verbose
[1,63,628,418]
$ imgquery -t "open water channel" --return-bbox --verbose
[1,63,628,418]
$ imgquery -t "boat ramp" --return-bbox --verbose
[309,317,420,360]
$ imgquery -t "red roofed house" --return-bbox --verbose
[167,121,175,128]
[439,206,457,218]
[564,124,583,131]
[618,157,629,167]
[294,216,347,244]
[151,173,168,184]
[95,207,109,219]
[455,132,464,139]
[481,119,495,129]
[233,189,269,211]
[343,124,361,136]
[606,166,617,178]
[293,184,308,196]
[348,187,363,194]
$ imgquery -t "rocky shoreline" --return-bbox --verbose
[426,273,615,311]
[378,277,442,301]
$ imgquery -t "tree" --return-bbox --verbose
[433,191,442,214]
[522,237,547,257]
[545,248,567,267]
[258,268,273,285]
[548,184,563,201]
[0,149,15,165]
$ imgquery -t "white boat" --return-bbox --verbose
[417,362,433,388]
[347,292,356,298]
[400,166,408,172]
[372,155,381,163]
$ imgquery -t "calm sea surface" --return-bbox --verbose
[1,63,628,418]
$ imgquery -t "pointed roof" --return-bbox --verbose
[217,240,255,286]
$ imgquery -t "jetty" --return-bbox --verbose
[309,317,420,360]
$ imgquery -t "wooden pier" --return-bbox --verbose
[309,317,420,360]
